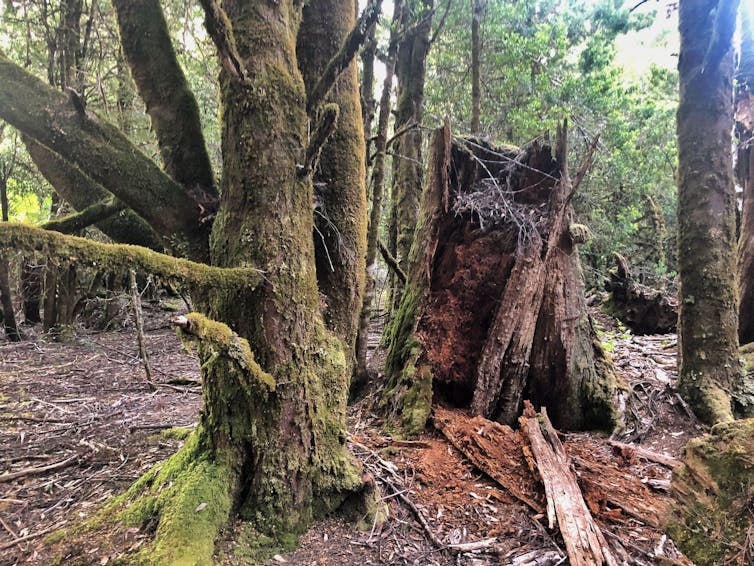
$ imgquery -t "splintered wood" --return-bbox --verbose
[432,406,545,514]
[521,404,618,566]
[433,404,679,565]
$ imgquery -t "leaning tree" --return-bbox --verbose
[0,0,382,561]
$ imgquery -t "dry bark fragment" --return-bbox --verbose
[521,403,618,566]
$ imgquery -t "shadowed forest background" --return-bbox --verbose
[0,0,753,564]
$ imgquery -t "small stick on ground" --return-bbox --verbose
[0,454,80,483]
[129,269,156,392]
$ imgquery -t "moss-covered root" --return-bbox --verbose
[666,419,754,565]
[112,431,235,565]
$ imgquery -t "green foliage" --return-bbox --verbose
[425,0,678,288]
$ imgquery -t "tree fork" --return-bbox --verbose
[0,53,209,260]
[113,0,218,200]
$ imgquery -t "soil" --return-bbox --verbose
[0,299,703,565]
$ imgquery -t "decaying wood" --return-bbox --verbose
[521,404,618,566]
[432,406,545,513]
[385,121,619,433]
[607,439,681,470]
[567,451,670,528]
[604,253,677,335]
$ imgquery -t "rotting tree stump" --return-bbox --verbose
[383,121,623,433]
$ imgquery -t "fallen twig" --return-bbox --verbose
[0,454,80,483]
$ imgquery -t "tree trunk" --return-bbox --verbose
[353,0,402,391]
[387,0,433,312]
[470,0,482,134]
[0,53,209,260]
[736,8,754,344]
[676,0,751,424]
[297,0,368,350]
[112,0,217,201]
[0,174,20,341]
[383,123,621,433]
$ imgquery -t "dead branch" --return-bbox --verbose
[300,104,339,178]
[0,524,62,551]
[306,0,383,113]
[378,241,407,284]
[129,270,156,392]
[0,454,80,483]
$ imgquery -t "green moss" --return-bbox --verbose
[667,419,754,565]
[156,426,193,441]
[109,430,235,565]
[0,223,261,295]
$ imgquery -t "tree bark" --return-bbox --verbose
[387,0,433,311]
[0,53,209,260]
[676,0,750,424]
[736,7,754,344]
[353,0,403,390]
[112,0,217,201]
[24,138,163,250]
[383,123,621,433]
[297,0,369,350]
[0,172,20,341]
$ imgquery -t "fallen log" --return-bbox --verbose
[521,403,619,566]
[604,253,677,334]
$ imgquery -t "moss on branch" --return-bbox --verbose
[174,313,276,393]
[0,223,262,293]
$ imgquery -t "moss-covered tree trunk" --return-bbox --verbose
[387,0,433,312]
[383,123,621,434]
[296,0,368,352]
[0,173,19,341]
[353,0,403,390]
[0,0,377,561]
[676,0,751,424]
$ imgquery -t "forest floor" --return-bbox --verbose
[0,298,705,565]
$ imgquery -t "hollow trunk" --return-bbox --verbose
[383,123,622,433]
[677,0,751,424]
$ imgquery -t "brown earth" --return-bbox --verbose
[0,299,702,565]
